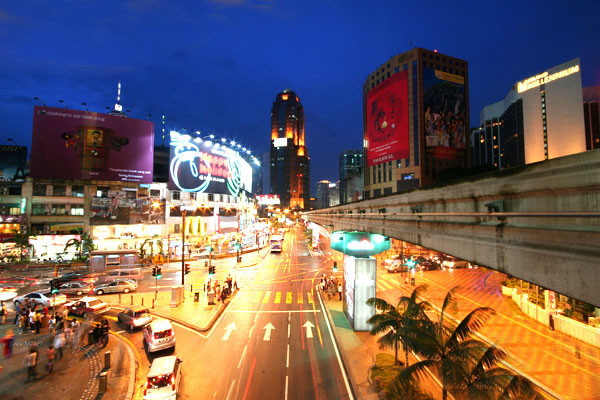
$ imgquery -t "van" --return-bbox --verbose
[105,268,144,282]
[143,319,176,353]
[143,355,183,400]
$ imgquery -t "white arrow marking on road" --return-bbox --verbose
[303,321,315,338]
[222,322,237,341]
[263,322,275,341]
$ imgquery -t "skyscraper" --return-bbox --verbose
[339,150,363,204]
[270,89,310,209]
[316,180,330,209]
[362,48,469,199]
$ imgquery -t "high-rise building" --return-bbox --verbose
[316,180,330,209]
[583,86,600,150]
[328,181,340,207]
[362,48,469,199]
[339,150,363,204]
[261,151,271,194]
[270,89,310,209]
[476,59,585,170]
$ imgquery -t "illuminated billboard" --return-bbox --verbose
[256,195,280,205]
[89,192,165,226]
[30,106,154,183]
[168,131,252,196]
[365,70,409,167]
[423,69,467,160]
[0,145,27,182]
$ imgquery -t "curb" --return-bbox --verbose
[109,331,138,400]
[150,291,238,333]
[317,290,359,400]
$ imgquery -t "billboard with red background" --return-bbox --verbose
[30,106,154,183]
[366,70,409,167]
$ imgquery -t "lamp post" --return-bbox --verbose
[181,208,186,287]
[33,97,46,106]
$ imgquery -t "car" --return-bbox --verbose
[57,281,93,297]
[13,291,67,308]
[418,260,440,271]
[143,356,183,400]
[94,279,138,295]
[104,268,144,283]
[65,296,110,318]
[385,263,407,273]
[118,306,152,331]
[57,271,98,285]
[143,319,176,353]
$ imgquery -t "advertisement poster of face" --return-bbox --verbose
[90,191,165,225]
[168,131,252,196]
[0,146,27,183]
[423,69,467,159]
[30,106,154,183]
[365,70,409,167]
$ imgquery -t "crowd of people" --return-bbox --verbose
[320,274,343,301]
[206,274,238,303]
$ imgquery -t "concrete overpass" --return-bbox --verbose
[303,150,600,307]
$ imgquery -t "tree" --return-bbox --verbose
[367,284,431,366]
[63,233,95,261]
[396,286,497,400]
[9,231,34,261]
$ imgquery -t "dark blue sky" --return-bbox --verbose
[1,1,599,195]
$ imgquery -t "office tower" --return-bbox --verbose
[316,180,330,209]
[270,89,310,209]
[583,86,600,150]
[339,150,363,204]
[363,48,469,199]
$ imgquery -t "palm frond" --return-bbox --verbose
[449,307,496,343]
[499,375,546,400]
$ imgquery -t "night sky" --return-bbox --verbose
[1,1,599,195]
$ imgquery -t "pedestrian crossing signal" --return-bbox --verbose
[185,263,191,275]
[50,279,59,294]
[333,261,338,273]
[156,266,162,279]
[209,265,215,276]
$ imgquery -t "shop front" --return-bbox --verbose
[29,234,81,262]
[92,224,164,252]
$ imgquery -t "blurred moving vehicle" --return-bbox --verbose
[143,319,176,353]
[94,279,137,295]
[13,291,67,307]
[118,306,152,331]
[104,268,143,283]
[57,271,98,285]
[385,263,407,273]
[441,258,472,269]
[58,281,93,297]
[143,355,183,400]
[65,296,110,317]
[270,235,283,253]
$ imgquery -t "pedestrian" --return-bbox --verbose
[92,323,101,346]
[49,314,57,337]
[34,311,42,334]
[28,309,35,333]
[64,323,73,347]
[0,301,7,324]
[46,345,54,373]
[71,319,81,350]
[19,313,27,334]
[1,329,14,358]
[62,307,69,323]
[338,283,342,301]
[24,347,38,382]
[13,302,21,325]
[53,330,65,361]
[100,320,109,348]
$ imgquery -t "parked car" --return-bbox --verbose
[143,319,176,353]
[57,271,98,285]
[58,281,93,297]
[65,296,110,318]
[118,306,152,332]
[94,279,138,295]
[144,356,183,400]
[13,291,67,308]
[104,268,144,283]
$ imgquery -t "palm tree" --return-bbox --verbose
[367,284,431,366]
[396,286,497,400]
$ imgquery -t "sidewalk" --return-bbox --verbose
[0,318,133,400]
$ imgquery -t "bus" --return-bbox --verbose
[270,235,283,253]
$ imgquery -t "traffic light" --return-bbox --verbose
[50,279,59,294]
[206,245,212,253]
[185,263,191,275]
[156,266,162,279]
[333,261,338,273]
[208,265,215,276]
[152,266,157,277]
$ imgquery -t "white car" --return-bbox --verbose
[13,291,67,308]
[143,319,176,353]
[65,296,111,317]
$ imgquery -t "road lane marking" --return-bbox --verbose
[317,290,354,400]
[286,344,290,368]
[285,375,288,400]
[297,291,303,303]
[238,345,247,369]
[287,323,291,338]
[303,321,315,338]
[222,322,236,341]
[252,291,263,303]
[263,322,275,341]
[263,291,271,303]
[307,292,313,304]
[226,379,236,400]
[286,292,293,304]
[274,292,282,304]
[115,330,125,334]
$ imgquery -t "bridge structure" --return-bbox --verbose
[303,149,600,307]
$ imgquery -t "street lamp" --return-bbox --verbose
[33,97,46,106]
[58,99,68,109]
[82,102,88,111]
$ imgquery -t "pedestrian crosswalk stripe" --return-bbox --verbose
[253,292,263,303]
[378,279,393,290]
[263,291,271,303]
[307,292,314,304]
[286,292,293,304]
[274,292,282,304]
[297,292,303,303]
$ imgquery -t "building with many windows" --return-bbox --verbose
[270,89,310,210]
[339,150,363,204]
[583,86,600,150]
[315,180,330,210]
[362,48,469,199]
[474,59,585,170]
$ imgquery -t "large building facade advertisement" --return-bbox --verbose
[168,131,252,196]
[30,106,154,183]
[423,69,467,159]
[365,70,409,167]
[90,191,165,225]
[0,145,27,182]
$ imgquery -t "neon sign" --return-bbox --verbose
[517,65,580,93]
[169,131,251,196]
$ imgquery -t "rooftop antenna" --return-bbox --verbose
[114,81,123,112]
[162,115,166,146]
